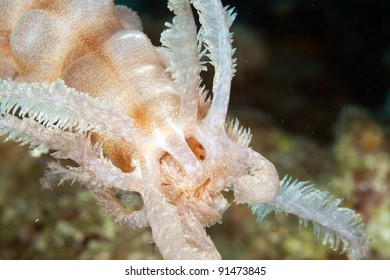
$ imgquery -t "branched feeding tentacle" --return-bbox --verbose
[191,0,236,129]
[0,79,149,147]
[160,0,201,130]
[0,115,143,193]
[250,176,369,259]
[41,161,148,229]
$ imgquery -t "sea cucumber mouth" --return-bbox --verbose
[159,144,205,186]
[158,136,212,200]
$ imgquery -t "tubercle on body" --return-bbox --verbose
[1,0,184,172]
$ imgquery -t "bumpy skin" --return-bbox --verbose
[0,0,280,259]
[0,0,182,172]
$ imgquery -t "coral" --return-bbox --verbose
[332,106,390,258]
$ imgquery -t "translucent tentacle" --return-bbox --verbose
[250,176,369,259]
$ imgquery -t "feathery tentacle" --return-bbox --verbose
[250,176,369,259]
[161,0,201,131]
[191,0,236,129]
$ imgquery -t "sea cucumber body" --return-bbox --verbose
[0,0,369,261]
[0,0,281,259]
[0,0,182,170]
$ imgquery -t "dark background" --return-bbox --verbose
[116,0,390,141]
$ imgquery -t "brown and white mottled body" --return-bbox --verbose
[0,0,280,259]
[1,0,185,170]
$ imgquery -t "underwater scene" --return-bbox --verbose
[0,0,389,259]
